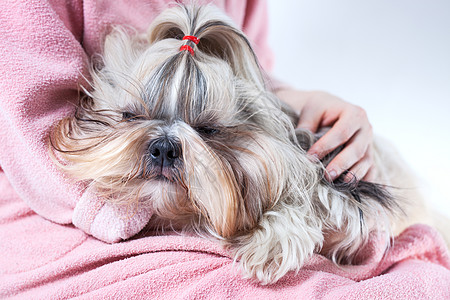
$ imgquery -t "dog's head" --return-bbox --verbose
[51,5,318,238]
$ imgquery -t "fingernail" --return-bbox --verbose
[327,170,337,181]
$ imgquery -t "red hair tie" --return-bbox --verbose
[182,35,200,44]
[180,45,195,56]
[180,35,200,56]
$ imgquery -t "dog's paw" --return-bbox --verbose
[232,238,290,284]
[233,233,311,284]
[73,188,153,243]
[232,209,323,284]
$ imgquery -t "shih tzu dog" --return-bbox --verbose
[50,4,433,284]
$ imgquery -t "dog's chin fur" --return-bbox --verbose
[50,4,416,285]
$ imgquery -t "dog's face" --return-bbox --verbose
[52,5,317,239]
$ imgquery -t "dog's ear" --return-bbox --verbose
[193,19,264,89]
[146,5,265,89]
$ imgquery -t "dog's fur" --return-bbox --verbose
[50,4,447,284]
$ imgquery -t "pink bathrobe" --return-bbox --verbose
[1,0,449,298]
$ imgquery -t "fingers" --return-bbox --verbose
[304,104,374,182]
[281,89,376,183]
[307,113,360,159]
[297,104,324,133]
[323,126,373,182]
[343,147,375,182]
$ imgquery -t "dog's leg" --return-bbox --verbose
[231,203,323,285]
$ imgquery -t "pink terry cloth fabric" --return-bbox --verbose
[1,172,450,299]
[1,0,450,298]
[0,0,274,242]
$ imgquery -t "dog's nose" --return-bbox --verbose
[148,138,182,168]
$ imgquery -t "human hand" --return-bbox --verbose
[276,89,376,182]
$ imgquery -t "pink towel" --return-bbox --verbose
[1,0,449,298]
[1,172,449,298]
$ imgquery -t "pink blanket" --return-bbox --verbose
[1,173,450,298]
[1,0,449,298]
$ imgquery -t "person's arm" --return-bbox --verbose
[0,0,86,223]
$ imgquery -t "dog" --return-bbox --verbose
[50,4,446,284]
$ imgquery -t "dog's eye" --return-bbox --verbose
[122,112,144,121]
[195,126,219,136]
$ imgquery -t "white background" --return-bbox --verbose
[267,0,450,217]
